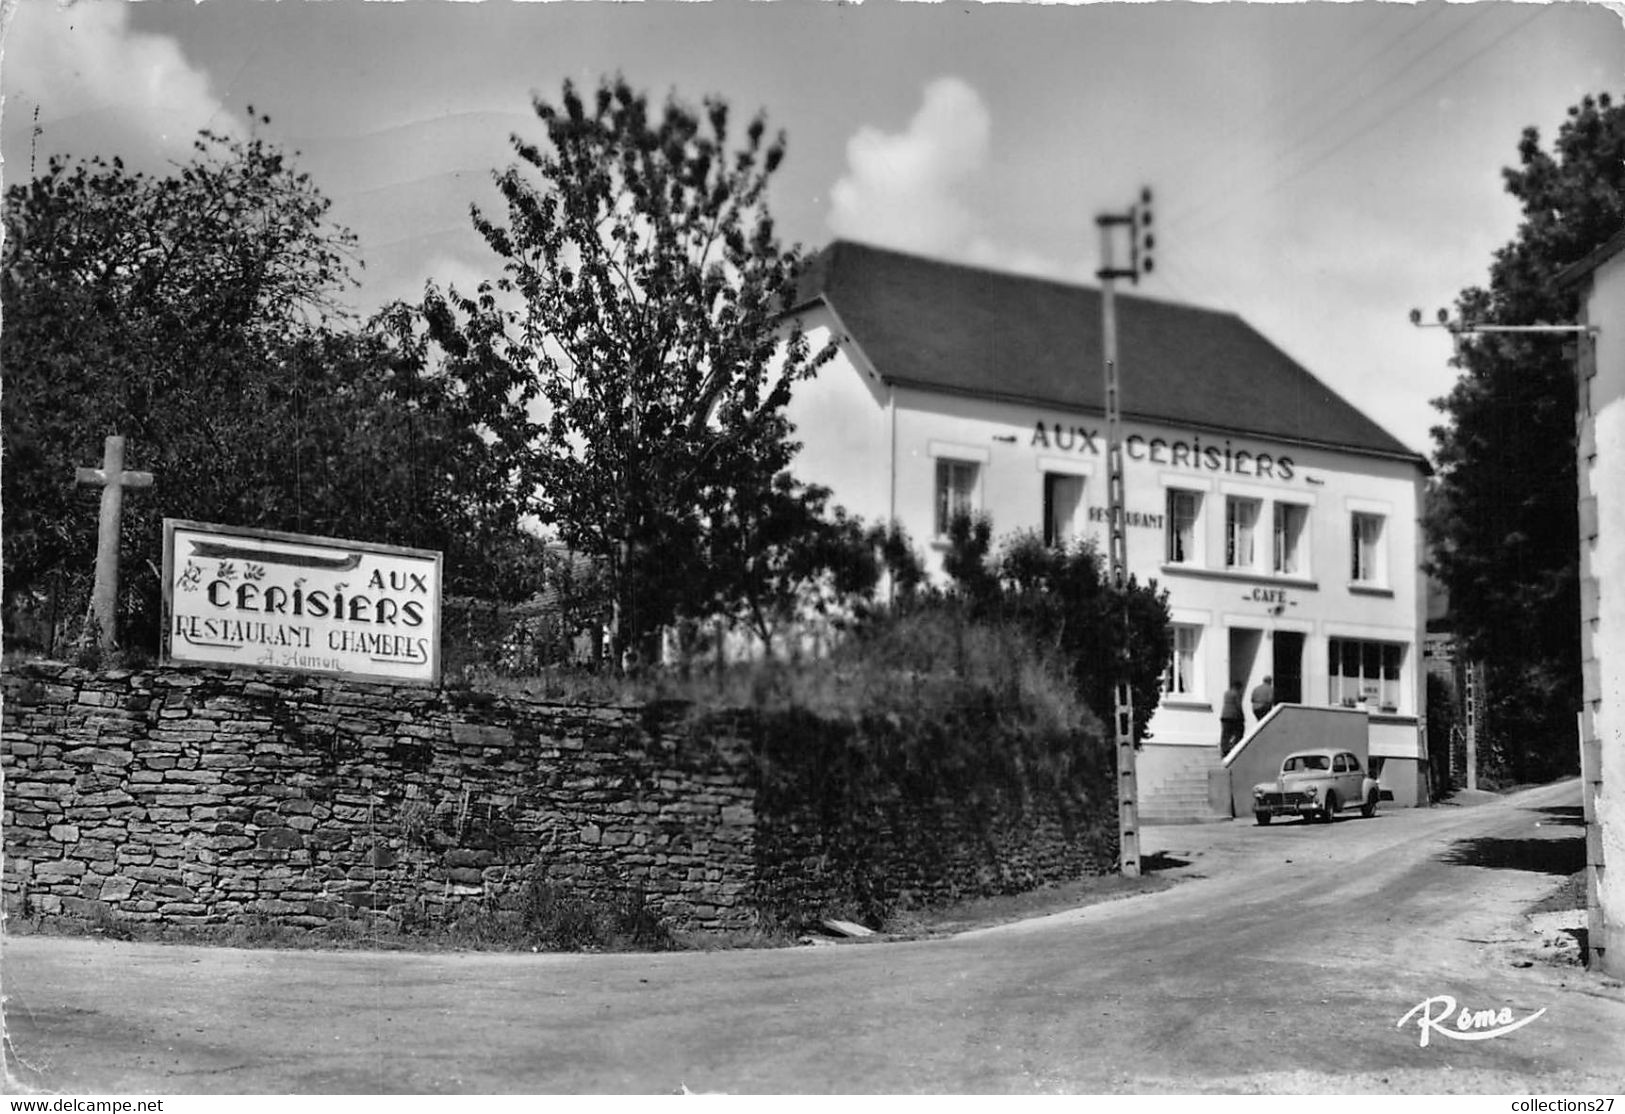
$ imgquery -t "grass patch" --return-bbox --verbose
[880,872,1175,939]
[1525,870,1588,916]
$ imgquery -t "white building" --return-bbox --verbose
[1560,227,1623,977]
[783,241,1432,812]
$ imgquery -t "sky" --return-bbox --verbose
[3,0,1622,460]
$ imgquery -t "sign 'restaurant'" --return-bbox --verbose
[163,520,442,684]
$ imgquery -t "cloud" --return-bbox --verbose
[2,1,240,171]
[828,76,992,257]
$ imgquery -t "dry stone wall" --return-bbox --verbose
[2,661,1117,935]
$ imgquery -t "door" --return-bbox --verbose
[1273,631,1305,704]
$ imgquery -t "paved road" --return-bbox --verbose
[5,779,1623,1093]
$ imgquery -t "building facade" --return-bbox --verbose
[1560,227,1623,977]
[784,241,1432,811]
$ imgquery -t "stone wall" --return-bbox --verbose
[2,661,1117,935]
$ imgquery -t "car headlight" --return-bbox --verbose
[1301,786,1318,799]
[1253,788,1264,799]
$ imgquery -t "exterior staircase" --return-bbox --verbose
[1139,760,1232,825]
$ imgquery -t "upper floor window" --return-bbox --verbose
[1274,502,1309,576]
[1226,497,1261,570]
[1043,473,1085,548]
[936,459,980,537]
[1351,512,1386,584]
[1166,489,1202,564]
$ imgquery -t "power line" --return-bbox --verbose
[1156,4,1452,207]
[1163,7,1545,247]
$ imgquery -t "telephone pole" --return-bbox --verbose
[1096,188,1154,878]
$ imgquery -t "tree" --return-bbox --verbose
[2,120,536,649]
[1428,92,1625,782]
[424,76,836,662]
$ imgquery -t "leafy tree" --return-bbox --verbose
[2,121,535,648]
[936,523,1172,744]
[424,76,836,661]
[1428,91,1625,781]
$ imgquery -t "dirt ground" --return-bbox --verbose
[4,778,1622,1093]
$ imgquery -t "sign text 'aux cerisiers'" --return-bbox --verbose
[163,520,442,685]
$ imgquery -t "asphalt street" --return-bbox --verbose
[4,778,1623,1093]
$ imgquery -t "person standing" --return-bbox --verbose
[1251,674,1276,721]
[1219,680,1245,757]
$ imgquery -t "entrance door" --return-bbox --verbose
[1273,631,1305,704]
[1228,628,1263,695]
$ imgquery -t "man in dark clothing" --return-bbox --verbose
[1219,681,1245,757]
[1251,674,1276,721]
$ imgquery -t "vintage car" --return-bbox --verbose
[1252,748,1380,825]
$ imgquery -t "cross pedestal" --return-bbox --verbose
[75,435,155,651]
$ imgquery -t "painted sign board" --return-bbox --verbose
[162,520,442,685]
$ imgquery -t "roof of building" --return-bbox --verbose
[1556,224,1625,288]
[792,240,1424,465]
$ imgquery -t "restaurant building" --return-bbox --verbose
[783,241,1432,815]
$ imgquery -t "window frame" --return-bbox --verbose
[1349,510,1388,586]
[1225,495,1262,572]
[1163,622,1203,699]
[934,457,982,539]
[1042,472,1086,549]
[1273,500,1311,577]
[1165,488,1204,566]
[1328,636,1406,713]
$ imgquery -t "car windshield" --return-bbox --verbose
[1284,754,1330,772]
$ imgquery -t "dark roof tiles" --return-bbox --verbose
[794,240,1422,463]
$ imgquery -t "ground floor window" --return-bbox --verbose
[1328,637,1404,712]
[1163,623,1201,697]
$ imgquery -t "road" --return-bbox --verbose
[4,779,1623,1093]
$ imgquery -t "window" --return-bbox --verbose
[1163,624,1201,697]
[1274,502,1308,576]
[1226,497,1261,570]
[1333,753,1352,774]
[1043,473,1085,548]
[1166,489,1202,564]
[1328,638,1404,711]
[935,459,979,537]
[1351,512,1386,583]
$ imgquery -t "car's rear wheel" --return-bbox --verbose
[1321,791,1339,822]
[1361,789,1378,818]
[1255,811,1271,826]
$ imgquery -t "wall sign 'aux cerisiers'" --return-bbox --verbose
[162,520,442,685]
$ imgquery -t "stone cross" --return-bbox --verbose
[75,435,154,650]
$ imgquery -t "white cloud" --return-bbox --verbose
[827,76,992,257]
[2,0,239,171]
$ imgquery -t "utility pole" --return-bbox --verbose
[1096,188,1154,878]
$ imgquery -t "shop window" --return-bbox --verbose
[1165,489,1202,564]
[935,459,980,537]
[1328,637,1404,712]
[1043,473,1085,548]
[1274,502,1308,576]
[1226,497,1261,570]
[1351,512,1386,584]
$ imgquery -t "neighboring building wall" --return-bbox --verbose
[787,358,1429,810]
[1576,247,1624,977]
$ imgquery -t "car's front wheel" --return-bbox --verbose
[1361,789,1379,818]
[1255,811,1272,826]
[1321,791,1339,822]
